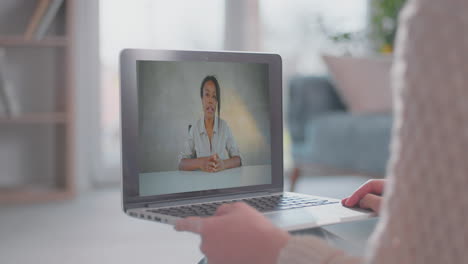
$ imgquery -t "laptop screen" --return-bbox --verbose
[137,60,272,197]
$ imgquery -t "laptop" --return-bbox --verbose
[120,49,374,231]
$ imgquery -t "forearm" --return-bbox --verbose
[363,1,468,263]
[223,156,241,170]
[179,157,206,171]
[278,236,362,264]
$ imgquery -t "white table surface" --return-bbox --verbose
[0,175,379,264]
[140,165,272,196]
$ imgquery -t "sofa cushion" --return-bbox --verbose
[287,76,346,143]
[292,112,392,176]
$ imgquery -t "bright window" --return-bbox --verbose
[99,0,225,182]
[260,0,368,75]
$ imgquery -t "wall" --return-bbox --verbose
[72,0,101,190]
[138,61,270,172]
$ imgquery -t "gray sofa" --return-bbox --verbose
[287,76,392,190]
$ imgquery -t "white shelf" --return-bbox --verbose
[0,112,67,124]
[0,36,68,47]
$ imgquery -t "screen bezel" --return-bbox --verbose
[120,49,283,210]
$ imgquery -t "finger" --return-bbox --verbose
[359,194,382,213]
[207,162,216,170]
[175,216,204,234]
[214,203,236,216]
[341,197,348,206]
[209,154,217,161]
[345,180,385,207]
[231,201,250,210]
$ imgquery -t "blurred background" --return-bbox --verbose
[0,0,405,263]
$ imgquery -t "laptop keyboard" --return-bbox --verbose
[147,194,338,218]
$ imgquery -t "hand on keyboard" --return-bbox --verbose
[150,195,336,218]
[341,179,385,214]
[175,202,290,264]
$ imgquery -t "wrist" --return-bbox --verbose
[274,230,291,256]
[198,157,207,170]
[264,227,291,263]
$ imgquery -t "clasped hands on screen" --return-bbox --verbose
[176,179,385,264]
[200,154,225,173]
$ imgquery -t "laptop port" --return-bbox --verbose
[154,217,161,222]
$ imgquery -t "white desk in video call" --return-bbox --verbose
[139,165,271,196]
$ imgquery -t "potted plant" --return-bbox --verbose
[370,0,407,53]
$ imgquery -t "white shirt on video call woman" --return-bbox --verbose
[178,76,242,173]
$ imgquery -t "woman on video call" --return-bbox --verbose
[178,75,242,173]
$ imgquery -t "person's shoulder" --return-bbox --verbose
[194,118,204,128]
[189,118,203,134]
[218,118,228,127]
[218,118,232,131]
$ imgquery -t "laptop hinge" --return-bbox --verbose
[145,191,273,208]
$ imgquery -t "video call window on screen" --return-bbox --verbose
[137,60,272,196]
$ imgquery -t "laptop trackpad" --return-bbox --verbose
[264,208,339,229]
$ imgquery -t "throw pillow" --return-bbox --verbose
[322,54,393,113]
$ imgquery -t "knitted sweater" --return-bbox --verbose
[278,0,468,263]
